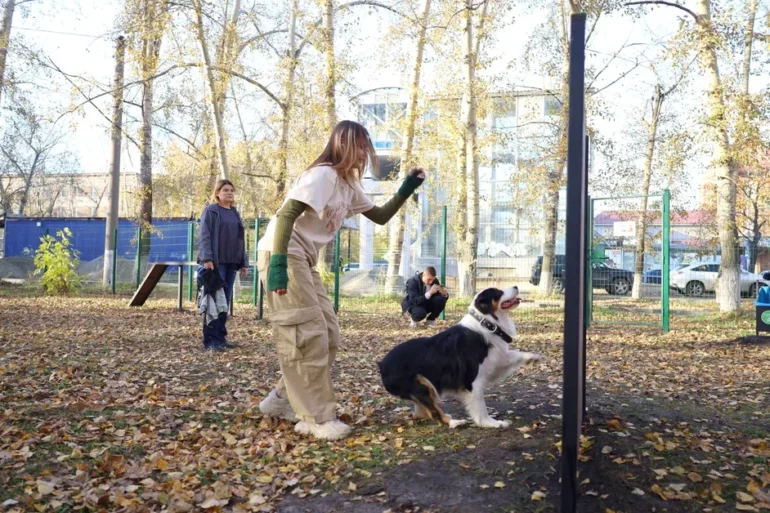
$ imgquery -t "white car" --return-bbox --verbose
[671,262,770,297]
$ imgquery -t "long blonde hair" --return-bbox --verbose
[305,120,379,184]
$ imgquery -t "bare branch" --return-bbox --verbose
[589,61,640,96]
[43,58,141,149]
[624,1,698,20]
[152,123,200,151]
[204,65,285,109]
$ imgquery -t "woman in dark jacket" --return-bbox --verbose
[197,179,249,351]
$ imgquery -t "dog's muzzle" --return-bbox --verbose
[500,286,520,310]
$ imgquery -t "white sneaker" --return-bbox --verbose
[295,419,352,440]
[426,320,436,327]
[259,389,297,423]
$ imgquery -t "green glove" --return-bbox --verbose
[397,172,424,198]
[268,254,289,291]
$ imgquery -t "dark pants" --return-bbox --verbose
[200,264,238,347]
[410,295,447,322]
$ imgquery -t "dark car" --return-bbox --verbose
[643,269,662,284]
[530,255,634,295]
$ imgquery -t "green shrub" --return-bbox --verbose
[30,228,81,295]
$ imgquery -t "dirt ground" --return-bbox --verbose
[0,286,768,513]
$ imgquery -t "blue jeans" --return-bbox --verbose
[200,264,238,347]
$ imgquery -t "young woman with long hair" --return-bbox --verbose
[257,120,425,440]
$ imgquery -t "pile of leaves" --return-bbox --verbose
[0,292,768,512]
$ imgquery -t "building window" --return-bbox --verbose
[544,96,561,117]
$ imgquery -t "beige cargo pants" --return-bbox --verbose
[257,251,340,424]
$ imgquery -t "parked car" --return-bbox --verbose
[342,259,388,272]
[530,255,635,295]
[670,262,770,297]
[643,264,688,284]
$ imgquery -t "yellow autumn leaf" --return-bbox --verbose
[736,504,759,512]
[494,481,505,489]
[531,491,546,501]
[687,472,702,482]
[739,491,757,503]
[37,481,55,495]
[256,475,273,484]
[156,458,169,471]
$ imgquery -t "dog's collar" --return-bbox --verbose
[467,307,513,344]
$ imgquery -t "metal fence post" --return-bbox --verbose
[134,225,142,288]
[187,222,195,302]
[112,228,118,295]
[44,228,49,274]
[333,229,341,313]
[662,189,671,332]
[440,205,447,321]
[252,219,259,307]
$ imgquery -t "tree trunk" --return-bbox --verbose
[539,18,570,296]
[18,179,30,215]
[277,0,299,197]
[194,0,230,180]
[385,0,431,293]
[316,0,336,275]
[0,0,15,107]
[138,0,167,271]
[458,0,479,297]
[323,0,336,131]
[741,0,757,96]
[632,84,663,299]
[694,0,739,311]
[213,0,242,133]
[139,75,154,261]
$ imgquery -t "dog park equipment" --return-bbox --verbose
[561,12,588,513]
[129,260,196,310]
[586,189,671,331]
[756,285,770,336]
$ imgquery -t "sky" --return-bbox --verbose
[8,0,769,211]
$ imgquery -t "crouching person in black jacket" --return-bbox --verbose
[401,266,448,327]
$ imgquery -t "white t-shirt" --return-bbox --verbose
[258,165,375,266]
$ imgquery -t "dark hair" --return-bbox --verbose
[425,266,437,277]
[211,179,235,205]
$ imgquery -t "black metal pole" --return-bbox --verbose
[583,134,589,417]
[561,12,587,513]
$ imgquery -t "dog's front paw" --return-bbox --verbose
[448,419,467,429]
[477,418,511,429]
[522,352,540,365]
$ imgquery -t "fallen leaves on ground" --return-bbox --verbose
[0,293,768,513]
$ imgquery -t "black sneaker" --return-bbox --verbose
[223,339,237,349]
[204,344,226,352]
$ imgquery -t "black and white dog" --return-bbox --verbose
[378,286,540,429]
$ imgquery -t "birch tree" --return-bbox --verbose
[626,0,741,311]
[384,0,432,292]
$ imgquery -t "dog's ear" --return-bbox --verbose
[474,288,503,316]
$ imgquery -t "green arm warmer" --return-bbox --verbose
[271,199,308,256]
[362,173,424,225]
[267,199,307,291]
